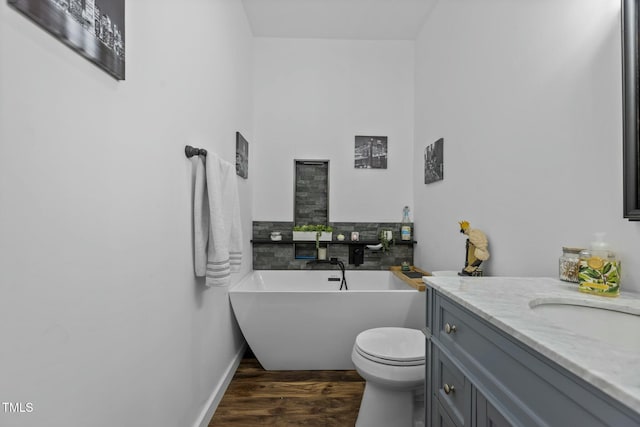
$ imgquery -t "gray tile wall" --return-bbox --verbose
[252,221,414,270]
[294,161,328,226]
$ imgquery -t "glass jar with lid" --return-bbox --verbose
[578,233,620,297]
[559,247,582,283]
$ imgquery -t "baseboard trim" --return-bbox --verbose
[194,342,247,427]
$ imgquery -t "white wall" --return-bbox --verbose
[252,38,414,222]
[0,1,253,426]
[413,0,640,292]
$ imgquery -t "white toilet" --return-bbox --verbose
[351,327,425,427]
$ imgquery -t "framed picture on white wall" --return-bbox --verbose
[354,135,388,169]
[8,0,126,80]
[236,132,249,179]
[424,138,444,184]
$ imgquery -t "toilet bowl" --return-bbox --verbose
[352,327,425,427]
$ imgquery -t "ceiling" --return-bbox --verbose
[241,0,437,41]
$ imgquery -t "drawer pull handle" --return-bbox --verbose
[443,383,455,394]
[445,323,457,334]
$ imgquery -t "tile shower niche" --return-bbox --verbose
[293,160,329,260]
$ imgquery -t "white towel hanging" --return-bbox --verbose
[193,151,243,286]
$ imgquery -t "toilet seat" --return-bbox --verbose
[355,327,424,366]
[351,327,426,427]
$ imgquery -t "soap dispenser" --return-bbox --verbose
[578,233,620,297]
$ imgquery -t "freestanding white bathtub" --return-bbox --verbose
[229,270,426,370]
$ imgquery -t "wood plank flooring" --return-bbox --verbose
[209,354,365,426]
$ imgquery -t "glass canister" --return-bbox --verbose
[578,233,620,297]
[559,247,582,283]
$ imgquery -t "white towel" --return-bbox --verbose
[193,156,209,276]
[193,151,243,286]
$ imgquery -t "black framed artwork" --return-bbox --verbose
[354,135,388,169]
[424,138,444,184]
[623,0,640,220]
[8,0,125,80]
[236,132,248,179]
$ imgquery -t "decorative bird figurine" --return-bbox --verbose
[459,221,490,275]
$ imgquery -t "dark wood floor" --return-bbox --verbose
[209,353,365,426]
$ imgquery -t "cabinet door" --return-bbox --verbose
[435,402,462,427]
[432,347,471,427]
[476,390,512,427]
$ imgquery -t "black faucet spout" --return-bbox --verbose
[307,258,348,290]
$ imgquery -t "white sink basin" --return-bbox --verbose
[529,298,640,353]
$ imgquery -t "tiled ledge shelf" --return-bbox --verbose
[252,221,415,270]
[251,239,417,245]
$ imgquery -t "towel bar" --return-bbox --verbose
[185,145,207,158]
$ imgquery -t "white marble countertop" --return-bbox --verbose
[422,276,640,415]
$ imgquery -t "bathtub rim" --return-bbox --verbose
[229,270,421,293]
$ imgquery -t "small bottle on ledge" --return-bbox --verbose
[401,206,412,241]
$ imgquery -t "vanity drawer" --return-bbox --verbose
[433,346,470,427]
[434,294,478,357]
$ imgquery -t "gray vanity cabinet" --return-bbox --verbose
[475,390,511,427]
[425,287,640,427]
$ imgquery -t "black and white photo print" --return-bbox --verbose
[424,138,444,184]
[8,0,126,80]
[354,135,388,169]
[236,131,249,179]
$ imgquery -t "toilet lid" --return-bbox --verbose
[355,327,424,365]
